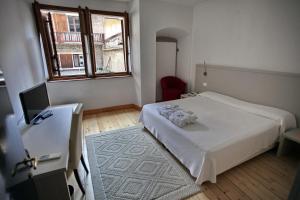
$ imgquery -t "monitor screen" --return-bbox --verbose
[19,83,50,124]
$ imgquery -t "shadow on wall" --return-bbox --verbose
[157,27,189,40]
[155,27,190,102]
[0,87,13,123]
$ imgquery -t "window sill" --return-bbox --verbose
[47,74,133,83]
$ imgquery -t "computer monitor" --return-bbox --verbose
[19,83,50,124]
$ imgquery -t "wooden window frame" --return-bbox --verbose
[86,9,130,78]
[34,3,89,81]
[33,2,131,81]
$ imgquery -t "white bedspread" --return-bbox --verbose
[139,92,296,185]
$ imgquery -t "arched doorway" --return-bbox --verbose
[156,27,189,102]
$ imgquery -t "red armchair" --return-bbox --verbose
[161,76,186,101]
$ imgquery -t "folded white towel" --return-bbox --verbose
[169,110,198,127]
[161,104,179,110]
[157,104,180,119]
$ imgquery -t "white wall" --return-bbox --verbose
[34,0,129,11]
[0,87,13,124]
[0,1,36,195]
[156,42,177,101]
[140,0,193,104]
[177,35,193,90]
[129,0,142,106]
[192,0,300,88]
[47,77,136,109]
[0,0,44,120]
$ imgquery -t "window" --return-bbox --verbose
[89,12,129,76]
[73,54,84,67]
[33,3,130,81]
[34,4,87,79]
[68,15,80,32]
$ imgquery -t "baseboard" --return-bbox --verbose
[83,104,142,116]
[132,104,142,111]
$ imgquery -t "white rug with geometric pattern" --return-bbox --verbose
[86,126,200,200]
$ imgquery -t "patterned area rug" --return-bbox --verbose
[86,126,200,200]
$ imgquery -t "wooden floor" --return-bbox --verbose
[83,108,299,200]
[83,108,140,135]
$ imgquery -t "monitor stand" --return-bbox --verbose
[32,110,53,125]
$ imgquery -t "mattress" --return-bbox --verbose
[139,92,296,185]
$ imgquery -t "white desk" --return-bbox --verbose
[22,104,78,200]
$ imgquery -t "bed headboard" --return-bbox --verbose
[195,64,300,127]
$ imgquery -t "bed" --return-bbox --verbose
[139,91,297,185]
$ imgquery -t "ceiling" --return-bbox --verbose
[158,0,201,6]
[110,0,202,6]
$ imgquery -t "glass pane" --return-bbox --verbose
[91,14,126,74]
[70,26,75,32]
[73,54,80,67]
[41,10,86,77]
[76,24,80,32]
